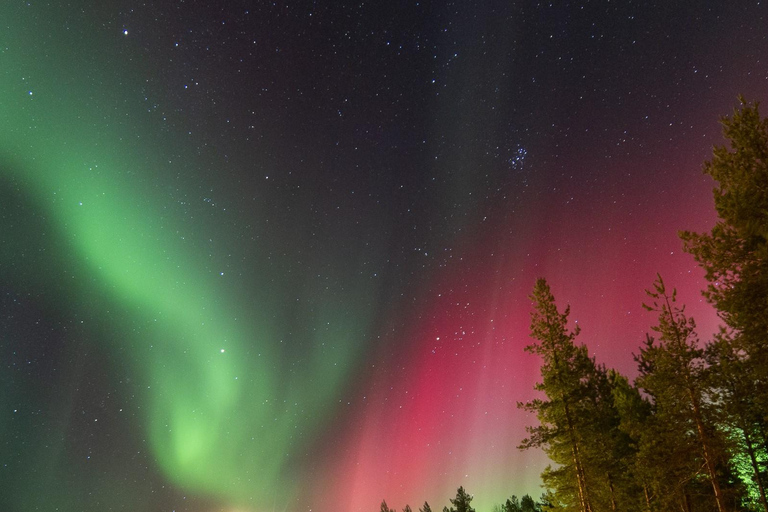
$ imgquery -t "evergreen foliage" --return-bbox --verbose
[503,495,521,512]
[637,276,735,512]
[680,99,768,351]
[520,495,540,512]
[380,99,768,512]
[514,100,768,512]
[446,486,475,512]
[682,98,768,511]
[496,494,542,512]
[518,279,632,512]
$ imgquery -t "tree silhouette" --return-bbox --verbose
[446,486,475,512]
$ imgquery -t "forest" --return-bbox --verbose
[380,100,768,512]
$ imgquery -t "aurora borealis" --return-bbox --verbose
[1,2,767,511]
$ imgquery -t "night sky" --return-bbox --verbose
[1,2,767,511]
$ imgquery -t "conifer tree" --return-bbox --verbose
[679,98,768,511]
[611,370,664,512]
[520,494,541,512]
[680,99,768,411]
[538,492,556,511]
[583,370,648,512]
[503,495,521,512]
[707,333,768,511]
[447,487,475,512]
[518,279,596,512]
[637,276,732,512]
[578,365,641,511]
[419,502,433,512]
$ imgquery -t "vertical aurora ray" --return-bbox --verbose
[0,4,378,510]
[315,212,549,512]
[315,191,719,512]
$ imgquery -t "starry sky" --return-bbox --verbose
[1,2,767,511]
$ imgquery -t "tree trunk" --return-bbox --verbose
[607,472,618,511]
[564,400,593,512]
[682,491,692,512]
[742,426,768,512]
[689,388,728,512]
[643,484,652,512]
[663,289,728,512]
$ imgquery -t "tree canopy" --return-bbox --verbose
[380,99,768,512]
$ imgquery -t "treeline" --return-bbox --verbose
[379,486,545,512]
[517,100,768,512]
[380,100,767,511]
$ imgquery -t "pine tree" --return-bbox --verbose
[578,365,640,512]
[447,487,475,512]
[637,276,732,512]
[679,98,768,511]
[630,345,704,512]
[538,491,556,511]
[582,370,648,512]
[707,333,768,511]
[503,495,521,512]
[680,99,768,411]
[611,371,660,512]
[403,505,413,512]
[520,494,541,512]
[419,502,433,512]
[381,500,395,512]
[518,279,597,512]
[498,495,542,512]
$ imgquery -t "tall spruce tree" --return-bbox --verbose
[419,502,433,512]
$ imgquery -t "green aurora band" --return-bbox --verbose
[1,4,377,509]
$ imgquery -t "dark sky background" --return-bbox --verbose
[1,2,767,511]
